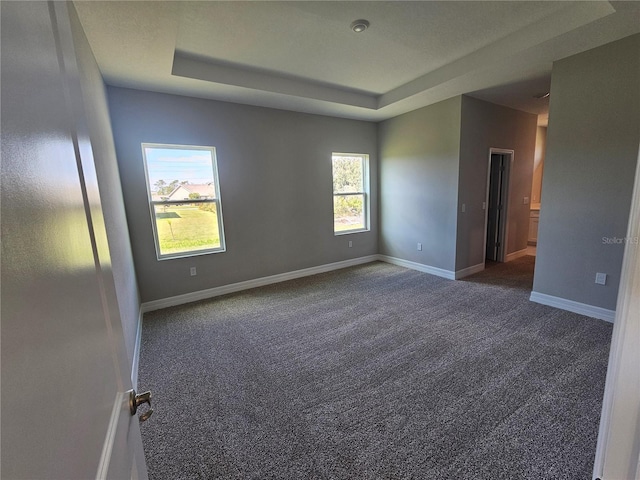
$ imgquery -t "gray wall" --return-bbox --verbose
[533,34,640,310]
[108,87,378,302]
[457,96,537,271]
[378,97,462,271]
[70,5,140,367]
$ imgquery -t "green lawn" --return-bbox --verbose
[334,221,365,233]
[154,205,221,255]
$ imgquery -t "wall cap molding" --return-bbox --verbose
[141,255,379,313]
[455,262,485,279]
[530,291,615,323]
[142,255,491,315]
[505,248,529,262]
[377,255,456,280]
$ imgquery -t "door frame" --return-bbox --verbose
[483,148,514,264]
[592,148,640,480]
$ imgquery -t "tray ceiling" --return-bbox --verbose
[74,1,640,122]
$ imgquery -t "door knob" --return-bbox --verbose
[129,389,153,422]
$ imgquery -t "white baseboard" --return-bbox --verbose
[131,308,143,390]
[377,255,455,280]
[505,248,529,262]
[530,291,616,323]
[455,262,485,279]
[141,255,379,313]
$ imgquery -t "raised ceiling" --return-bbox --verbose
[74,1,640,123]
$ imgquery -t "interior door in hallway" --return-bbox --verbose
[486,153,507,261]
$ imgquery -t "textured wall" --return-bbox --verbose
[108,87,378,302]
[378,97,462,272]
[70,4,140,369]
[457,96,537,271]
[1,2,135,477]
[533,34,640,310]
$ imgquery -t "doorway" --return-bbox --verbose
[485,149,513,263]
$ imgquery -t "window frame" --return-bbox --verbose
[332,152,370,235]
[142,143,226,260]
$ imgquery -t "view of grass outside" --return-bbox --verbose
[143,144,225,259]
[333,154,368,233]
[333,195,365,232]
[154,204,221,255]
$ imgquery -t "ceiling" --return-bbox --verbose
[74,1,640,124]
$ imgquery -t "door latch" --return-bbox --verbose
[129,389,153,423]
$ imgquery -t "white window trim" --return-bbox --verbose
[332,152,370,236]
[142,143,226,260]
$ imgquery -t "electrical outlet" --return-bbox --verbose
[348,240,352,248]
[190,267,197,276]
[595,272,607,285]
[523,196,530,205]
[417,242,422,251]
[482,202,486,210]
[461,203,466,213]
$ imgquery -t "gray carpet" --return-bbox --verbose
[138,257,612,479]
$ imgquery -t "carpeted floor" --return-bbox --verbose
[138,257,612,479]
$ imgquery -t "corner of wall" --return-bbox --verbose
[533,34,640,311]
[378,97,462,272]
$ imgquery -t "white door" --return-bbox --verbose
[1,2,148,478]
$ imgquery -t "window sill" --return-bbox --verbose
[334,228,369,236]
[157,247,226,261]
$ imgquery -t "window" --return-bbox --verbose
[332,153,369,234]
[142,144,225,260]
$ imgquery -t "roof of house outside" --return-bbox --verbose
[165,183,215,200]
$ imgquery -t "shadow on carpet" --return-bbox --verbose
[462,255,535,291]
[138,259,611,479]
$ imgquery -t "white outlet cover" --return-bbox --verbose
[595,272,607,285]
[417,243,422,251]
